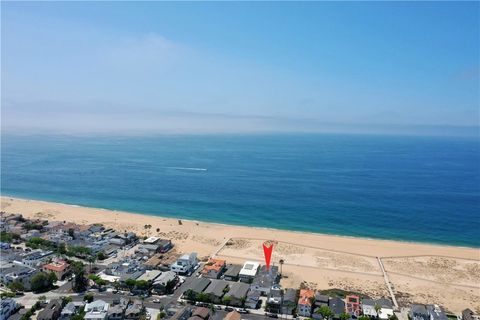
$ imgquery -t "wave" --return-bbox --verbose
[166,167,208,171]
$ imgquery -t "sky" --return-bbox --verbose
[1,1,479,136]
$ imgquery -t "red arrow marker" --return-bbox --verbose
[263,242,274,271]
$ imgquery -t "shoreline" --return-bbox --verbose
[1,194,478,250]
[1,196,479,312]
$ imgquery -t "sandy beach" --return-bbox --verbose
[1,196,479,313]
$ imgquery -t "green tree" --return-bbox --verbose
[72,261,87,292]
[222,295,232,306]
[358,316,371,320]
[125,278,136,289]
[48,272,58,284]
[340,313,350,320]
[97,252,107,260]
[57,243,67,255]
[31,272,54,292]
[135,280,150,291]
[8,281,24,292]
[316,306,334,320]
[84,293,94,302]
[157,312,166,320]
[374,304,381,318]
[279,259,285,276]
[197,292,209,303]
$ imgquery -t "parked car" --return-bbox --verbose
[237,309,249,314]
[225,307,235,312]
[265,313,278,318]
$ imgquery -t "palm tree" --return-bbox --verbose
[279,259,285,276]
[374,304,381,319]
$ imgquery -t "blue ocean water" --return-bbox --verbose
[1,133,479,247]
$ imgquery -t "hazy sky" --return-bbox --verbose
[1,2,479,135]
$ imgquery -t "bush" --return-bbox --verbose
[31,272,55,292]
[84,293,94,302]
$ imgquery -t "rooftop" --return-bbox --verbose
[239,261,260,277]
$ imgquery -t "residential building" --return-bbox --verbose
[345,295,361,317]
[245,290,261,309]
[125,300,144,320]
[136,270,162,282]
[201,258,226,279]
[0,263,39,290]
[250,265,280,295]
[314,293,329,308]
[297,289,314,317]
[191,307,210,320]
[42,259,70,280]
[329,297,346,319]
[152,271,178,295]
[60,302,85,320]
[0,298,17,320]
[171,252,198,274]
[411,305,430,320]
[223,265,242,281]
[238,261,260,283]
[266,286,283,313]
[224,311,241,320]
[204,279,229,303]
[107,299,128,320]
[227,282,250,307]
[21,250,54,267]
[84,300,110,320]
[362,298,394,320]
[37,299,63,320]
[426,305,448,320]
[281,288,297,315]
[185,277,211,299]
[463,309,480,320]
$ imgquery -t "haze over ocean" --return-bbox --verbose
[2,133,479,247]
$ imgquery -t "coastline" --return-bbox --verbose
[1,196,480,312]
[2,193,478,250]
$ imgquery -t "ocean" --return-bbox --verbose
[1,133,479,247]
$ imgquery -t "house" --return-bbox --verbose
[0,298,17,320]
[224,311,241,320]
[314,293,329,307]
[125,300,144,320]
[152,271,178,295]
[297,289,314,317]
[362,299,394,320]
[345,295,361,317]
[281,288,297,315]
[136,270,162,282]
[43,259,70,280]
[84,300,110,320]
[185,277,211,299]
[463,309,480,320]
[223,264,242,281]
[0,263,39,290]
[329,297,346,319]
[238,261,260,283]
[201,258,226,279]
[245,290,261,309]
[266,286,283,313]
[227,282,250,307]
[192,307,210,320]
[60,302,85,320]
[107,299,128,320]
[410,305,430,320]
[21,250,54,267]
[203,279,229,303]
[37,299,63,320]
[250,265,280,295]
[426,305,448,320]
[171,252,198,274]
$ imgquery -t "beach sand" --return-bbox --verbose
[1,196,479,313]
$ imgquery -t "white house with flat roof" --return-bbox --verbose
[171,252,198,274]
[239,261,260,283]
